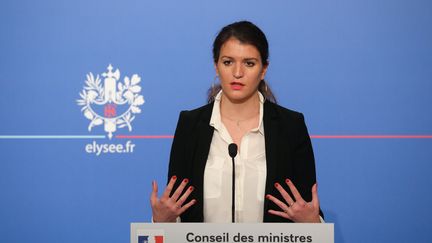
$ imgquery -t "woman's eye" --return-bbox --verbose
[245,61,255,67]
[223,60,232,65]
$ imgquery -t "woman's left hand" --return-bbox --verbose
[266,179,320,223]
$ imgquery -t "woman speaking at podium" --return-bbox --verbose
[150,21,323,223]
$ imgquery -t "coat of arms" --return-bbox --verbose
[77,64,144,139]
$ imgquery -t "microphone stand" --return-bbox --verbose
[228,143,238,223]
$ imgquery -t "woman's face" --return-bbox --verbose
[215,38,268,103]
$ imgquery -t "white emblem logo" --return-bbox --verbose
[77,64,145,139]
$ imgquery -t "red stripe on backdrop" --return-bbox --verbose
[310,135,432,139]
[115,135,432,139]
[115,135,174,139]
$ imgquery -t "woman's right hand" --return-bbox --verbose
[150,176,196,222]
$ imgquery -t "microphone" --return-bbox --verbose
[228,143,238,158]
[228,143,238,223]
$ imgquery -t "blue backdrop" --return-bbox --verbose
[1,0,431,242]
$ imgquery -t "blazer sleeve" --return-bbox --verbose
[291,113,324,219]
[167,111,192,188]
[165,104,213,222]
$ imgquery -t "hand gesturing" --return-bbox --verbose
[150,176,196,222]
[266,179,320,223]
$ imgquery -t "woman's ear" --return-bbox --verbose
[214,63,219,76]
[260,63,269,80]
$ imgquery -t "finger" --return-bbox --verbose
[268,209,291,220]
[266,194,290,213]
[176,185,194,207]
[178,199,197,215]
[170,178,189,202]
[285,179,306,204]
[311,183,320,209]
[274,182,295,206]
[161,175,177,199]
[150,180,158,206]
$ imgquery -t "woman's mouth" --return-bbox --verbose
[230,82,244,90]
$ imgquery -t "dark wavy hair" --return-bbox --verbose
[208,20,277,103]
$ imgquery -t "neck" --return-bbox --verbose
[220,91,260,120]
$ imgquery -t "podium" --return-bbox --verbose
[131,223,333,243]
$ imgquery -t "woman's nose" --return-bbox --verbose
[233,63,244,79]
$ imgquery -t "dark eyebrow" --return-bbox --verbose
[220,56,233,59]
[220,56,259,61]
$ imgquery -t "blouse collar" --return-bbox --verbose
[209,90,264,135]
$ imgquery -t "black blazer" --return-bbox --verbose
[168,100,323,222]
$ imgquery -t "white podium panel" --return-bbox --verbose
[131,223,334,243]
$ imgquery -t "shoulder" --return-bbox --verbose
[174,103,214,133]
[264,101,305,122]
[178,102,214,123]
[263,101,313,152]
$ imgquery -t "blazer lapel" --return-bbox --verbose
[191,103,214,221]
[263,101,280,221]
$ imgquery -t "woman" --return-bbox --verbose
[150,21,323,223]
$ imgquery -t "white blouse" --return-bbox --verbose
[203,91,266,222]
